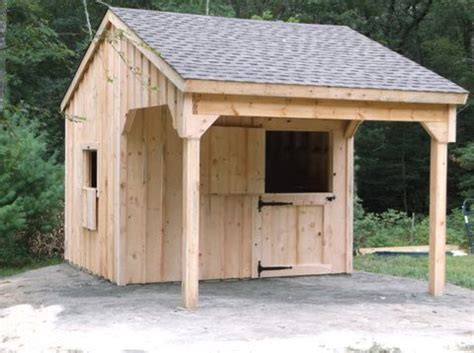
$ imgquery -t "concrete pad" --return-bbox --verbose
[0,263,473,352]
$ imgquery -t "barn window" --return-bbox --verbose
[265,131,330,193]
[84,150,98,188]
[82,147,98,231]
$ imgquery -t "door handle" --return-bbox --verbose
[326,195,336,202]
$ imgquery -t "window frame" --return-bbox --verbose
[81,143,99,231]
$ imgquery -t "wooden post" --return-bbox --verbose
[345,136,354,273]
[182,138,200,309]
[428,138,448,296]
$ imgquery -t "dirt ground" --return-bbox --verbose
[0,264,473,353]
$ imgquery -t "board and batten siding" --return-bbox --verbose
[64,25,184,282]
[65,24,353,284]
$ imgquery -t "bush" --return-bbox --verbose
[354,197,468,252]
[455,143,474,198]
[0,111,64,265]
[447,207,468,248]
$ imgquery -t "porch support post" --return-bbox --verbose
[182,137,200,309]
[428,138,448,296]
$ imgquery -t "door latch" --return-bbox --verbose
[326,195,336,202]
[258,196,293,212]
[257,261,293,277]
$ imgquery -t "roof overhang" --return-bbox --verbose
[184,80,468,105]
[60,10,469,112]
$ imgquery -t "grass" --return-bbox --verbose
[354,254,474,289]
[0,257,63,278]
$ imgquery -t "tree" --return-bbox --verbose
[455,143,474,198]
[0,110,63,265]
[5,0,75,154]
[2,0,473,218]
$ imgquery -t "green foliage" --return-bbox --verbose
[152,0,234,16]
[354,197,469,251]
[1,0,472,266]
[251,10,274,21]
[5,0,75,153]
[354,254,474,289]
[3,0,473,213]
[0,110,64,265]
[454,143,474,198]
[356,123,431,214]
[447,207,469,248]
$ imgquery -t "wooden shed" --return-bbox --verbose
[61,7,468,309]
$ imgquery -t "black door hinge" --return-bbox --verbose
[258,261,293,277]
[258,196,293,212]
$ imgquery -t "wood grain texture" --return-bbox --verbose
[428,139,448,296]
[64,20,410,290]
[64,25,183,283]
[194,94,451,122]
[182,138,200,309]
[200,126,265,195]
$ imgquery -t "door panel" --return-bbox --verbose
[297,205,324,263]
[255,193,334,278]
[261,206,297,265]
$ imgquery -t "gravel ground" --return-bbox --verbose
[0,263,473,352]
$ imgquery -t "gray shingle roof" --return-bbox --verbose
[111,7,467,94]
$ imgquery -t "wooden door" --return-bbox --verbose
[255,193,334,278]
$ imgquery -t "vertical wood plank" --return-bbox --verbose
[251,196,262,278]
[223,196,243,278]
[106,31,116,281]
[98,39,108,277]
[429,139,448,296]
[199,195,225,279]
[246,129,265,194]
[240,196,253,277]
[126,110,145,283]
[328,129,346,272]
[115,34,130,285]
[345,137,354,273]
[182,138,201,309]
[145,108,165,282]
[228,130,246,193]
[158,71,167,105]
[162,113,183,281]
[149,64,159,106]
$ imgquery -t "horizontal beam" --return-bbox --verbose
[193,94,450,123]
[185,80,468,106]
[215,116,345,131]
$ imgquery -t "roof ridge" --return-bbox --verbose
[110,6,347,29]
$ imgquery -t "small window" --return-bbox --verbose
[265,131,330,193]
[82,147,98,231]
[84,149,98,188]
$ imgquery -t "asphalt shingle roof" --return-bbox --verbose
[111,7,467,94]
